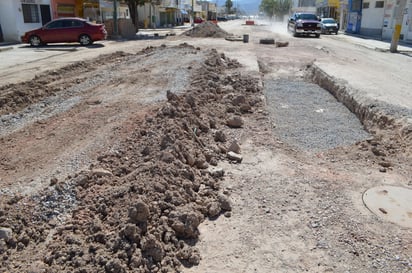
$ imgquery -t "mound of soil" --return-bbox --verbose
[182,22,231,38]
[0,45,262,272]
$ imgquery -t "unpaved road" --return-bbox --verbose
[0,20,411,273]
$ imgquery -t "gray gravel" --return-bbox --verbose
[264,79,370,152]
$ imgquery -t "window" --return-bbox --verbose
[62,20,83,28]
[22,4,40,23]
[45,20,64,29]
[375,1,384,8]
[363,2,370,8]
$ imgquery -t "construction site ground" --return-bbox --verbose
[0,20,411,273]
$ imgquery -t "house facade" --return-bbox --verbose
[0,0,53,42]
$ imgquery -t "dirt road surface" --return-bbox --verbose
[0,20,411,273]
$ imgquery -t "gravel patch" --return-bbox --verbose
[264,79,370,152]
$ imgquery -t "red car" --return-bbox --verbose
[194,17,204,24]
[21,17,107,47]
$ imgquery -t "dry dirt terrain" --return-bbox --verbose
[0,21,411,273]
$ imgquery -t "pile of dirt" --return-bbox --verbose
[182,22,232,38]
[0,46,262,272]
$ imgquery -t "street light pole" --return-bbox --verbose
[390,0,407,53]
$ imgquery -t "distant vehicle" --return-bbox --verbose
[194,17,204,24]
[320,18,339,34]
[21,17,107,47]
[217,17,228,22]
[287,13,321,38]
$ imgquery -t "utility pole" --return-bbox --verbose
[192,0,195,26]
[390,0,407,53]
[113,0,118,36]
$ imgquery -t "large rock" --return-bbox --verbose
[168,210,203,239]
[228,141,241,154]
[214,130,227,142]
[128,201,150,223]
[91,168,113,177]
[227,151,243,163]
[218,194,232,211]
[0,227,12,242]
[226,116,244,128]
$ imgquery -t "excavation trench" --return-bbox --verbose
[263,77,370,153]
[307,64,412,144]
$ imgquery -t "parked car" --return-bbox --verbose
[320,18,339,34]
[21,17,107,47]
[194,17,204,24]
[217,17,228,22]
[287,13,321,38]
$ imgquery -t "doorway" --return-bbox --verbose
[40,5,52,26]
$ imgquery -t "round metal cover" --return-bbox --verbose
[363,186,412,228]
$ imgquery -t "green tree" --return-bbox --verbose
[259,0,291,19]
[225,0,233,14]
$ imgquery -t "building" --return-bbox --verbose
[345,0,412,42]
[0,0,53,42]
[381,0,412,42]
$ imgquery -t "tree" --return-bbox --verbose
[259,0,291,19]
[124,0,147,29]
[225,0,233,14]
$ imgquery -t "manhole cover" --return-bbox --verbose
[363,186,412,228]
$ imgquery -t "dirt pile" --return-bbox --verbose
[0,45,262,272]
[182,22,231,38]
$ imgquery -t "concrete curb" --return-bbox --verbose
[0,46,13,52]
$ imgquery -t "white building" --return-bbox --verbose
[381,0,412,42]
[0,0,52,42]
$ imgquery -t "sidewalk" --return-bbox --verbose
[341,32,412,54]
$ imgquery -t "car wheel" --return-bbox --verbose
[79,34,92,46]
[29,35,42,47]
[293,27,299,37]
[315,34,320,38]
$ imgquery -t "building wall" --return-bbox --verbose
[381,0,412,42]
[360,0,385,36]
[0,0,52,42]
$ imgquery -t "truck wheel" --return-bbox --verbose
[293,27,299,37]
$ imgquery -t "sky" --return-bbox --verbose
[215,0,261,14]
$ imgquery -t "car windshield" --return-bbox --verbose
[297,14,318,20]
[322,19,336,23]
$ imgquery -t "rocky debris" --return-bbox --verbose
[0,44,262,272]
[182,22,232,38]
[228,141,241,154]
[226,116,244,128]
[227,151,243,163]
[0,227,12,242]
[209,167,225,178]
